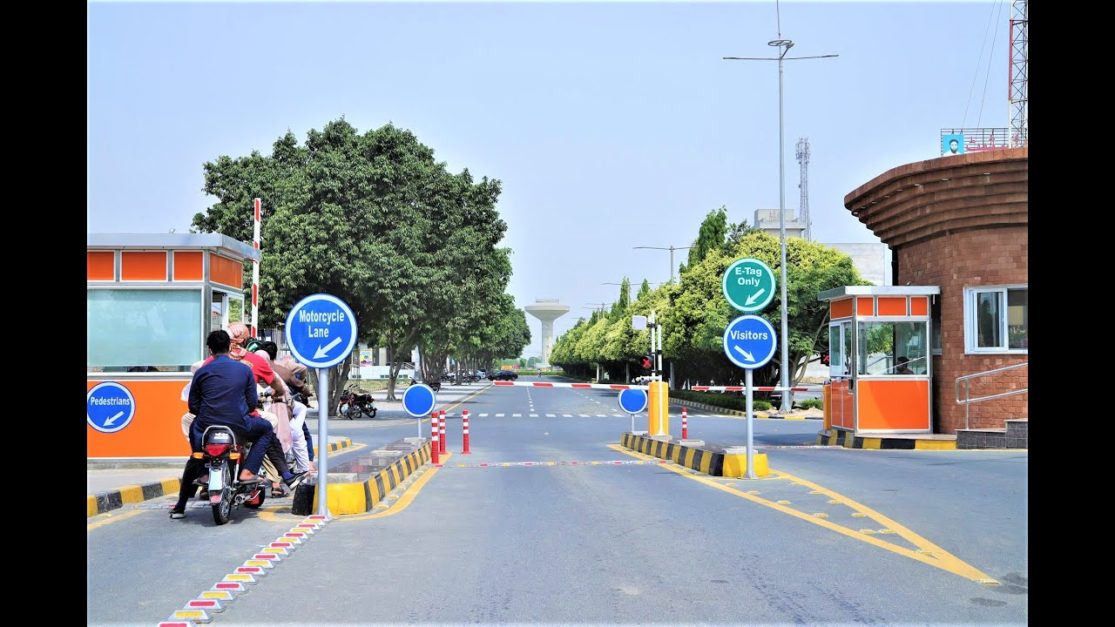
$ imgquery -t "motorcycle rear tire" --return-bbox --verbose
[368,407,377,418]
[212,467,232,525]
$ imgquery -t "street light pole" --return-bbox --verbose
[724,26,837,413]
[634,245,693,284]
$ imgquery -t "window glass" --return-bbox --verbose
[976,291,1002,348]
[1007,289,1027,349]
[87,289,202,371]
[829,325,842,371]
[858,321,928,375]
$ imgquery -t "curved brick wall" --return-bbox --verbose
[844,148,1028,433]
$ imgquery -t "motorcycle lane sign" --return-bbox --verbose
[284,294,359,369]
[87,382,136,433]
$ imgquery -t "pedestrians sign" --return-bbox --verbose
[87,382,136,433]
[722,258,776,313]
[617,388,648,414]
[284,294,358,369]
[723,315,778,369]
[402,384,437,418]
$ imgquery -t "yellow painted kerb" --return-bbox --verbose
[722,452,770,478]
[118,485,145,504]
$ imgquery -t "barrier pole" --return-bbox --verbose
[461,410,471,454]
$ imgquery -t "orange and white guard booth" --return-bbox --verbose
[87,233,259,460]
[819,286,939,436]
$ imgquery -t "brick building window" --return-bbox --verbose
[964,286,1027,354]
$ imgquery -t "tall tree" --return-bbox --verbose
[685,206,729,269]
[192,119,514,408]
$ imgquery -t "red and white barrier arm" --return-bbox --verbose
[491,381,648,390]
[689,385,813,392]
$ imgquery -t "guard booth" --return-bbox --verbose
[819,286,938,436]
[87,234,260,460]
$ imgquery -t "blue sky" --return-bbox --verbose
[88,1,1012,357]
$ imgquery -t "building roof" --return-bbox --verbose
[817,285,940,302]
[87,233,261,262]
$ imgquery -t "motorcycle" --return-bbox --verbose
[338,386,377,419]
[197,425,271,525]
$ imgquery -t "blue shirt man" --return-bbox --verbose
[187,330,275,482]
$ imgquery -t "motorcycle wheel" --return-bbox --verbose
[368,407,377,419]
[212,466,232,525]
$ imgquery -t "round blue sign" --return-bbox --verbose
[401,384,437,417]
[87,382,136,434]
[723,315,778,369]
[284,293,359,369]
[617,388,649,414]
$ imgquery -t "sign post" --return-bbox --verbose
[723,258,779,479]
[722,258,776,313]
[87,382,136,434]
[402,383,437,446]
[285,294,359,521]
[618,388,649,434]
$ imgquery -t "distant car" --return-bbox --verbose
[488,370,519,381]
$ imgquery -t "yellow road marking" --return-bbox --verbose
[607,443,997,585]
[87,509,146,531]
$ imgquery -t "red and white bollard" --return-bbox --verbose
[439,410,447,454]
[682,407,689,440]
[461,410,471,455]
[430,412,440,465]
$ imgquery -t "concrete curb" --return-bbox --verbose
[815,429,957,451]
[620,433,769,478]
[293,442,431,516]
[671,398,821,421]
[87,437,355,518]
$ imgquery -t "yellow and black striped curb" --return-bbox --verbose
[160,515,328,625]
[86,437,355,518]
[671,398,819,421]
[816,429,957,451]
[298,442,431,516]
[621,432,769,478]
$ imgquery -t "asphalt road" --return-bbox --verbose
[87,378,1026,625]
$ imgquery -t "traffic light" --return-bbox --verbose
[820,351,830,366]
[640,356,653,372]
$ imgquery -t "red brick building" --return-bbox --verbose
[844,148,1028,435]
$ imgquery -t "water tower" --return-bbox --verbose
[524,298,570,366]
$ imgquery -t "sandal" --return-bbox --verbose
[271,485,288,498]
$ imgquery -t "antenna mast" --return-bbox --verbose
[796,137,811,241]
[1008,0,1028,147]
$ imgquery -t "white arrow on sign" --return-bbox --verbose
[744,288,767,307]
[314,336,344,360]
[733,345,755,363]
[104,410,125,426]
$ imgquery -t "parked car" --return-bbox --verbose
[487,370,519,381]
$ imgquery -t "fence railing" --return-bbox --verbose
[955,362,1028,430]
